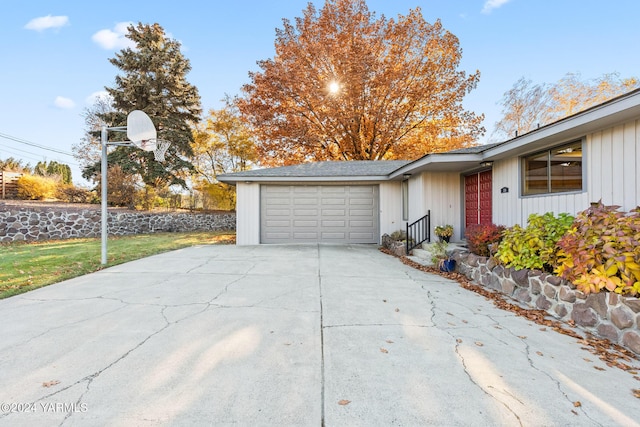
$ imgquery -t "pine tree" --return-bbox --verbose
[88,23,202,188]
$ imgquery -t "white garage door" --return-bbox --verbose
[260,185,379,244]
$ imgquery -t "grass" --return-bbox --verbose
[0,231,235,299]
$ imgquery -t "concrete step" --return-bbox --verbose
[411,248,432,261]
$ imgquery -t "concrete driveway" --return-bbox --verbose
[0,244,638,426]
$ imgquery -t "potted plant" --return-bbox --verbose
[434,224,453,243]
[430,241,457,272]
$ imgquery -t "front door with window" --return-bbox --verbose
[465,170,492,227]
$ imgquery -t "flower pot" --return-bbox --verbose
[438,236,450,243]
[439,259,456,272]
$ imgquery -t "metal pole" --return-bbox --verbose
[101,126,108,265]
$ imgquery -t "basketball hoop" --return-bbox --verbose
[153,140,171,162]
[138,138,157,152]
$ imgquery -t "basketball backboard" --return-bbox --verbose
[127,110,157,151]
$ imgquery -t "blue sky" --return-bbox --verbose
[1,0,639,185]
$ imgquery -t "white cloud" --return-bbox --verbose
[91,22,135,50]
[24,15,69,32]
[482,0,511,14]
[85,91,112,105]
[54,96,75,109]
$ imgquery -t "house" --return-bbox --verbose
[218,88,640,246]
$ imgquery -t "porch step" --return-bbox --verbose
[409,248,436,267]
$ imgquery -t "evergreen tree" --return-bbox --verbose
[85,23,202,188]
[33,160,72,184]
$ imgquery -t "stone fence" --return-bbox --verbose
[0,204,235,242]
[452,251,640,355]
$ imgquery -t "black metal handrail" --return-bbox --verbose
[406,210,430,255]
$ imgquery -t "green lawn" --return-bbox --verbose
[0,232,235,299]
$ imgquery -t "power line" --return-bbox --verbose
[0,131,75,157]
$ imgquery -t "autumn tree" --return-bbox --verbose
[192,99,257,209]
[238,0,484,166]
[73,94,114,170]
[0,157,31,173]
[492,78,554,139]
[82,23,202,188]
[493,72,640,140]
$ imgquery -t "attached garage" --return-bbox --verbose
[219,160,409,245]
[260,185,379,244]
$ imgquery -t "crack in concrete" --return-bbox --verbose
[23,265,256,424]
[322,323,431,329]
[451,335,524,427]
[490,315,604,425]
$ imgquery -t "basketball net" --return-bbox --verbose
[154,140,171,162]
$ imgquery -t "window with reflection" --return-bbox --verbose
[523,141,582,195]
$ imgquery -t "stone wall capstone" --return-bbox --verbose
[0,205,235,242]
[452,250,640,355]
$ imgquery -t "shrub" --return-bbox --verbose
[56,185,93,203]
[465,223,506,257]
[17,174,57,200]
[496,212,574,271]
[555,201,640,296]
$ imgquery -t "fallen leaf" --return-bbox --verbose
[475,341,484,347]
[42,380,60,388]
[594,366,605,371]
[518,336,527,339]
[380,347,389,354]
[385,340,394,344]
[573,401,581,407]
[633,389,640,398]
[494,326,502,329]
[629,370,638,375]
[571,410,578,415]
[395,308,399,312]
[456,338,462,344]
[583,358,592,362]
[540,327,547,331]
[338,400,351,406]
[536,351,544,356]
[462,320,468,324]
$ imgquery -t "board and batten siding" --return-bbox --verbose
[409,172,462,241]
[235,182,261,245]
[379,181,403,237]
[492,118,640,227]
[588,120,640,211]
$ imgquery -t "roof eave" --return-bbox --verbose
[217,174,391,184]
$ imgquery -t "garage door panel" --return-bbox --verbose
[321,198,346,205]
[261,185,379,244]
[294,232,319,239]
[266,209,291,216]
[322,209,346,216]
[294,209,319,216]
[322,220,345,227]
[293,220,318,227]
[321,232,347,239]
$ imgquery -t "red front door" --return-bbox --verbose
[465,170,492,227]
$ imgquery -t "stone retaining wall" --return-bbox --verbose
[452,251,640,355]
[0,205,235,242]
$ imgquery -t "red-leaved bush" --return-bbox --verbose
[465,223,506,257]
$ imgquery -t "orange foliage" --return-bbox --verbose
[238,0,484,166]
